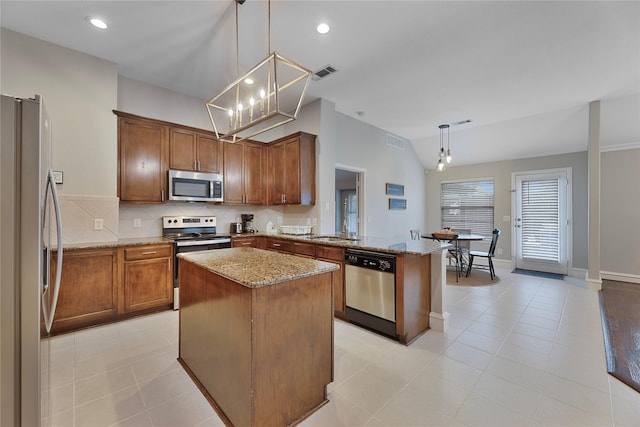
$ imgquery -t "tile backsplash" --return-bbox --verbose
[59,195,119,244]
[58,195,324,244]
[118,203,310,238]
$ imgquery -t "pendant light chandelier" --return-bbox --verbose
[436,124,452,172]
[206,0,312,143]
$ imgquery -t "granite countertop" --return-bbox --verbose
[60,236,173,251]
[256,232,450,256]
[178,247,339,288]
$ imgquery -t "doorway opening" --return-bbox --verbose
[335,168,363,236]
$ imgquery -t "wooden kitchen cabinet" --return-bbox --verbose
[223,140,265,205]
[116,112,169,203]
[122,244,173,313]
[169,127,222,173]
[316,245,346,318]
[292,241,316,258]
[231,235,258,248]
[50,248,119,334]
[267,132,316,205]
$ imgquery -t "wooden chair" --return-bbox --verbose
[466,229,501,280]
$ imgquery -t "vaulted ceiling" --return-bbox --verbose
[2,1,639,169]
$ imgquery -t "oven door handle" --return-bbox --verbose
[175,239,231,247]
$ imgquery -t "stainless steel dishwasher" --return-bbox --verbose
[344,249,397,339]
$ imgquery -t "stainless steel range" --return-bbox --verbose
[162,216,231,309]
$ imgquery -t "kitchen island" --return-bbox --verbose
[177,248,338,427]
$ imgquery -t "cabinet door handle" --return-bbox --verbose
[142,251,158,255]
[197,160,201,170]
[272,243,281,247]
[194,161,197,170]
[241,242,252,246]
[161,190,165,202]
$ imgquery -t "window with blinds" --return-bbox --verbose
[441,179,494,235]
[521,178,559,262]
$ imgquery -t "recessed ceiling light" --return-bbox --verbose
[316,23,330,35]
[244,78,254,85]
[87,17,108,30]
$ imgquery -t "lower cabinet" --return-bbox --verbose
[51,248,119,334]
[316,245,346,318]
[51,243,173,334]
[123,245,173,313]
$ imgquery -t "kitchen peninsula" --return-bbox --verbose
[177,248,338,427]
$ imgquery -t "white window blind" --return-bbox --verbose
[441,179,494,235]
[521,179,559,262]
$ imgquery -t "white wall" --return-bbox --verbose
[335,113,428,238]
[118,76,211,130]
[601,148,640,279]
[1,28,118,198]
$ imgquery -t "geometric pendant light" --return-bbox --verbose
[206,0,312,143]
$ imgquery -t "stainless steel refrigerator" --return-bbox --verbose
[1,94,63,426]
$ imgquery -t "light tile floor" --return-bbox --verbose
[44,267,640,426]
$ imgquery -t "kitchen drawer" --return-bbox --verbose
[124,245,172,261]
[292,242,316,257]
[232,236,258,247]
[315,245,344,261]
[265,239,293,253]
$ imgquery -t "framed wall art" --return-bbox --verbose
[385,183,404,196]
[389,198,407,210]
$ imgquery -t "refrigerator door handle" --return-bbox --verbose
[43,169,63,333]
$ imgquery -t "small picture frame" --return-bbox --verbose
[389,198,407,210]
[385,183,404,196]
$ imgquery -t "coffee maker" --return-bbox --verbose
[241,214,255,233]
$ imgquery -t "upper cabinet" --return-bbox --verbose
[267,132,316,205]
[169,128,222,174]
[115,111,316,206]
[223,140,265,205]
[117,113,169,203]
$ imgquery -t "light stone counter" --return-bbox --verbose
[178,247,339,288]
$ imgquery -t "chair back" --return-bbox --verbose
[410,229,420,240]
[488,229,501,256]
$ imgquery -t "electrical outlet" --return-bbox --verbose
[311,218,317,226]
[94,218,104,230]
[496,248,503,255]
[133,218,142,228]
[306,218,312,225]
[276,216,283,225]
[503,215,511,222]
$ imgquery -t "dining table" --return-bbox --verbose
[421,232,486,279]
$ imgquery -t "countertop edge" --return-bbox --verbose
[179,248,339,288]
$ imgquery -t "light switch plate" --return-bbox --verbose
[503,215,510,222]
[52,170,63,184]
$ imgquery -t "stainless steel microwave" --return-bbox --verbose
[168,170,223,202]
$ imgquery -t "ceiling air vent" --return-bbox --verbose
[312,65,337,81]
[386,133,406,150]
